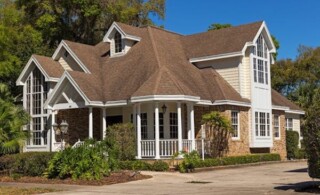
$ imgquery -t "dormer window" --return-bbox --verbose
[114,31,123,53]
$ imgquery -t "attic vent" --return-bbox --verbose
[64,51,69,57]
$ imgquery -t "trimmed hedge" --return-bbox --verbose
[0,152,55,176]
[286,130,299,159]
[193,153,280,169]
[119,160,169,171]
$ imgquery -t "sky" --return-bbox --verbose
[151,0,320,60]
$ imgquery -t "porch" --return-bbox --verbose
[50,101,198,159]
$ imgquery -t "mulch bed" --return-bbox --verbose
[0,171,152,186]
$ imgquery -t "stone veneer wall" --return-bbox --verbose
[193,105,251,157]
[271,110,287,160]
[56,108,101,146]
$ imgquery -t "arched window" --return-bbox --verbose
[114,31,122,53]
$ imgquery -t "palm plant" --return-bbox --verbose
[0,83,29,155]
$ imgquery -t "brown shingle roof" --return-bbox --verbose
[272,89,302,111]
[182,21,263,59]
[30,21,301,112]
[32,55,64,78]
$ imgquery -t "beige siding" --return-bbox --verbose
[241,48,251,99]
[196,57,240,93]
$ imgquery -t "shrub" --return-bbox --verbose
[178,153,280,172]
[152,161,169,171]
[178,151,201,173]
[0,152,55,176]
[286,130,299,159]
[296,148,307,159]
[118,160,169,171]
[105,123,136,161]
[45,140,112,180]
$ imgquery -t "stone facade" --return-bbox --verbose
[271,110,287,160]
[193,105,251,157]
[56,108,102,146]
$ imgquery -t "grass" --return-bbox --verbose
[0,186,59,195]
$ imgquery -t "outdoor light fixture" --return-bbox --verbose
[162,104,167,114]
[52,120,69,150]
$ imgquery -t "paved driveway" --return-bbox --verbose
[1,161,314,194]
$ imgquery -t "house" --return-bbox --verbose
[16,21,304,160]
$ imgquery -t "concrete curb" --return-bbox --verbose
[192,159,307,173]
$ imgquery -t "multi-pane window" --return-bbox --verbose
[274,115,280,138]
[25,67,49,146]
[286,118,293,130]
[231,111,239,138]
[154,113,164,139]
[141,113,148,139]
[253,35,269,85]
[255,111,270,137]
[114,31,122,53]
[170,113,178,139]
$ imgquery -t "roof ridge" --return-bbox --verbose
[146,25,183,36]
[206,68,228,99]
[185,21,263,37]
[147,27,162,69]
[162,67,187,94]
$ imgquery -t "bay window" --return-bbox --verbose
[255,111,270,137]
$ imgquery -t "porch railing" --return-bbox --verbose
[141,140,155,157]
[141,139,193,158]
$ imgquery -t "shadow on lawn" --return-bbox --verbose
[274,181,320,193]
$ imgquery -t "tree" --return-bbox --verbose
[207,23,280,60]
[202,111,233,158]
[16,0,165,46]
[0,83,29,155]
[0,0,45,96]
[208,23,232,31]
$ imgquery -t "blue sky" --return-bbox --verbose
[152,0,320,60]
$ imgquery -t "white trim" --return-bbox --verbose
[16,56,59,86]
[252,21,276,53]
[273,114,281,140]
[131,95,200,102]
[190,51,243,63]
[272,105,289,111]
[285,109,305,115]
[52,40,91,74]
[212,100,251,107]
[103,22,141,42]
[231,110,240,140]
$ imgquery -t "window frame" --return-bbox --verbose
[286,118,293,131]
[252,34,269,85]
[231,111,240,140]
[254,111,271,137]
[169,112,178,139]
[140,113,148,139]
[114,31,123,54]
[274,114,280,139]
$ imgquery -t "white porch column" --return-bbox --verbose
[101,108,106,139]
[89,107,93,139]
[190,103,195,151]
[155,102,160,159]
[137,103,142,159]
[177,102,183,153]
[51,110,56,152]
[187,104,191,140]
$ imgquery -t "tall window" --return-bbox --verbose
[231,111,239,139]
[274,115,280,139]
[286,118,293,130]
[25,68,49,146]
[253,35,269,85]
[255,111,270,137]
[154,113,164,139]
[114,31,122,53]
[141,113,148,139]
[170,113,178,139]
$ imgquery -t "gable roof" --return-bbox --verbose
[17,21,302,113]
[182,21,263,59]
